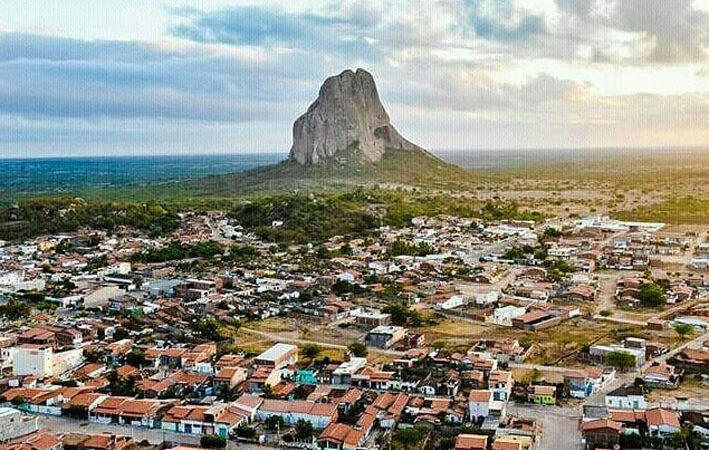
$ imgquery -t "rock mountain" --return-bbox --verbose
[290,68,424,165]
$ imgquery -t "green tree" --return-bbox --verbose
[0,300,31,320]
[200,434,226,448]
[348,342,367,358]
[637,282,666,308]
[192,317,222,341]
[294,419,314,440]
[393,427,427,450]
[264,415,284,430]
[301,344,321,359]
[674,323,693,339]
[382,303,421,327]
[606,351,636,371]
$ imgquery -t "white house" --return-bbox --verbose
[468,390,492,422]
[490,305,526,326]
[605,386,647,410]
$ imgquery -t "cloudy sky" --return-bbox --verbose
[2,0,709,157]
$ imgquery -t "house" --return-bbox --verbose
[468,390,492,423]
[90,397,166,428]
[0,407,39,442]
[364,326,406,349]
[13,345,84,378]
[589,344,645,367]
[488,370,513,402]
[527,385,556,405]
[580,419,623,450]
[214,367,248,393]
[453,434,488,450]
[254,343,298,370]
[332,358,367,386]
[646,408,681,437]
[490,305,526,327]
[257,399,338,429]
[1,387,65,415]
[605,385,646,410]
[0,431,62,450]
[353,310,391,328]
[317,409,376,450]
[565,283,595,302]
[642,362,681,389]
[62,393,108,418]
[161,403,249,438]
[247,366,282,393]
[434,294,466,310]
[564,367,614,399]
[491,438,523,450]
[63,433,134,450]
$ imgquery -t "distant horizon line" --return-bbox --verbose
[2,145,709,161]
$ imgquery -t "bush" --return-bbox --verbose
[606,351,635,371]
[674,323,693,338]
[637,282,666,308]
[302,344,321,359]
[200,434,226,448]
[348,342,367,358]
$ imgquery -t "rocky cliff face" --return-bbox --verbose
[289,68,420,165]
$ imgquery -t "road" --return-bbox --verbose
[35,414,270,450]
[508,403,582,450]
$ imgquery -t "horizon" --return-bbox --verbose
[3,145,709,161]
[2,0,709,157]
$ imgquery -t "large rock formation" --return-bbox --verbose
[289,68,421,165]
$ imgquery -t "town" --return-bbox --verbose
[0,208,706,450]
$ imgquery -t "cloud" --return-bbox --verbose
[0,32,321,122]
[2,1,709,155]
[554,0,709,63]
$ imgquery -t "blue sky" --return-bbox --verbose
[2,0,709,157]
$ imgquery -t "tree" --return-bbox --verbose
[192,317,222,341]
[637,282,666,308]
[348,342,367,358]
[200,434,226,448]
[606,351,636,371]
[235,424,256,439]
[125,349,146,368]
[264,415,285,430]
[383,302,421,327]
[674,323,693,339]
[302,344,321,359]
[294,419,314,440]
[0,300,31,320]
[393,427,427,450]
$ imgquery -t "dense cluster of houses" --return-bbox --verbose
[0,211,707,449]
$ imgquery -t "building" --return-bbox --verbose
[468,390,492,423]
[353,311,390,328]
[12,345,84,378]
[257,399,338,429]
[364,326,406,349]
[642,362,681,389]
[527,385,556,405]
[254,343,298,370]
[489,370,513,402]
[454,434,488,450]
[589,344,645,367]
[0,407,39,442]
[580,419,623,450]
[605,385,647,410]
[332,358,367,386]
[646,408,681,437]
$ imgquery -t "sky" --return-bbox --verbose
[2,0,709,157]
